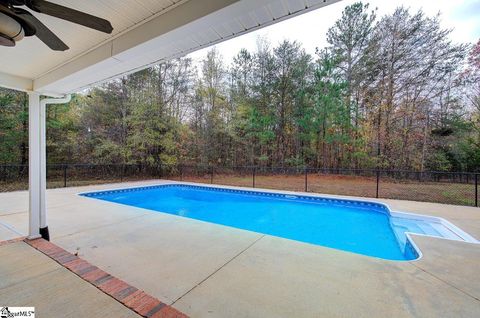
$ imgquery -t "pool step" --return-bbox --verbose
[416,222,442,237]
[390,216,471,256]
[391,217,465,246]
[430,222,463,240]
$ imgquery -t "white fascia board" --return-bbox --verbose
[0,71,33,92]
[111,0,239,59]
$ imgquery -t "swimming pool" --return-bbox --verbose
[81,183,477,261]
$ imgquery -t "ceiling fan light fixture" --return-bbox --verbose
[0,32,15,46]
[0,0,113,51]
[0,11,24,42]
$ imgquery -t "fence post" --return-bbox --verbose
[120,164,124,182]
[475,173,478,207]
[376,169,380,198]
[210,166,214,184]
[180,164,183,181]
[304,167,308,192]
[252,167,256,188]
[63,164,67,187]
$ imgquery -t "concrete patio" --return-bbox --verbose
[0,240,141,318]
[1,180,480,317]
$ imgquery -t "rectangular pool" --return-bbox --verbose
[81,184,475,261]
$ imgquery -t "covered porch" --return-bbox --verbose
[1,0,480,317]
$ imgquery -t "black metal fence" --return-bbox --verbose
[0,163,478,207]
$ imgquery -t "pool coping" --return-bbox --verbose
[77,181,480,263]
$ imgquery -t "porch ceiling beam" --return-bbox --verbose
[0,72,33,92]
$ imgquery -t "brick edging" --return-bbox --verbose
[24,238,188,318]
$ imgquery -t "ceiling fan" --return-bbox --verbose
[0,0,113,51]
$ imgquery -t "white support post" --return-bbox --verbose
[39,95,47,233]
[28,92,41,239]
[37,94,71,241]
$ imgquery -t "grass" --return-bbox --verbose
[178,173,477,206]
[0,173,476,206]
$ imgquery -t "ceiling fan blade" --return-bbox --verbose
[27,0,113,34]
[17,10,68,51]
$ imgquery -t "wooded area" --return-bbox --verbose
[1,3,479,171]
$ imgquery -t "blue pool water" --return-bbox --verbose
[82,184,425,260]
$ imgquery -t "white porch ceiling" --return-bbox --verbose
[0,0,341,96]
